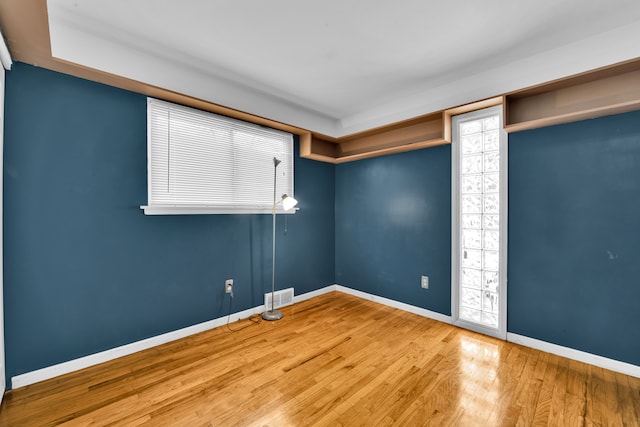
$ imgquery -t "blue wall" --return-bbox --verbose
[508,110,640,366]
[335,111,640,367]
[335,146,452,315]
[4,61,640,389]
[3,63,335,386]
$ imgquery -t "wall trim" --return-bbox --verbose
[507,333,640,379]
[334,285,453,324]
[11,286,339,389]
[293,285,337,303]
[11,285,639,388]
[11,302,266,389]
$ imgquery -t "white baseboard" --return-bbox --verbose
[334,285,453,324]
[12,286,341,389]
[293,284,337,303]
[334,287,639,378]
[11,302,266,389]
[507,333,640,378]
[295,284,453,325]
[11,285,639,388]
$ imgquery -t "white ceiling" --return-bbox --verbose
[47,0,640,137]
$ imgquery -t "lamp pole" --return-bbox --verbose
[263,157,283,321]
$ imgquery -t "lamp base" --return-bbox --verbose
[262,309,283,321]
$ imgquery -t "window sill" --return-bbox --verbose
[140,205,299,215]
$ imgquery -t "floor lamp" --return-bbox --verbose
[262,157,298,321]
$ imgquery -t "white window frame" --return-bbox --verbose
[451,105,508,339]
[141,98,294,215]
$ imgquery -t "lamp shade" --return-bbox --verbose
[281,194,298,211]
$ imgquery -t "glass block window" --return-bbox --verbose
[453,105,506,338]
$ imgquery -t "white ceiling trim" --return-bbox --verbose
[47,8,340,136]
[48,3,640,138]
[339,20,640,135]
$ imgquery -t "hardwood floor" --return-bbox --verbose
[0,291,638,426]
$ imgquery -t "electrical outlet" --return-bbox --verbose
[225,279,233,294]
[421,275,429,289]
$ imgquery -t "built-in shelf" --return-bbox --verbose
[504,59,640,133]
[301,112,449,164]
[301,59,640,163]
[2,1,637,165]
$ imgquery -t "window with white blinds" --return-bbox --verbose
[142,98,294,215]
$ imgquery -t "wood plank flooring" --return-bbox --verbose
[0,291,638,426]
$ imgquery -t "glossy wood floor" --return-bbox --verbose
[1,292,639,426]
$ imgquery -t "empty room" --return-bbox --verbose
[0,1,639,425]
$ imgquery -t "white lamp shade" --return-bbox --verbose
[281,194,298,211]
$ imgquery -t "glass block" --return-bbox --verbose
[483,115,499,131]
[462,175,482,194]
[483,173,499,193]
[483,230,499,250]
[482,312,498,327]
[484,194,500,214]
[462,214,482,229]
[483,271,499,292]
[462,268,481,289]
[483,130,499,151]
[462,249,482,269]
[460,120,482,136]
[483,214,499,230]
[462,229,482,249]
[483,291,499,313]
[461,307,482,323]
[461,133,482,154]
[462,154,483,174]
[458,114,503,331]
[483,250,499,271]
[484,152,500,172]
[461,287,481,309]
[462,195,482,213]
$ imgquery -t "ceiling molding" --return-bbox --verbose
[0,0,315,137]
[4,1,639,139]
[337,19,640,136]
[0,0,639,156]
[46,1,340,137]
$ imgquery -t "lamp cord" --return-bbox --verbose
[226,293,261,332]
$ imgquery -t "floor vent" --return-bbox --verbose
[264,288,294,310]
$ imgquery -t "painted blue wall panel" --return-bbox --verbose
[508,110,640,366]
[3,63,335,386]
[335,146,452,315]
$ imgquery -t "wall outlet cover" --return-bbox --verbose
[421,276,429,289]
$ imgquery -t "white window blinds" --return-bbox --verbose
[142,98,294,215]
